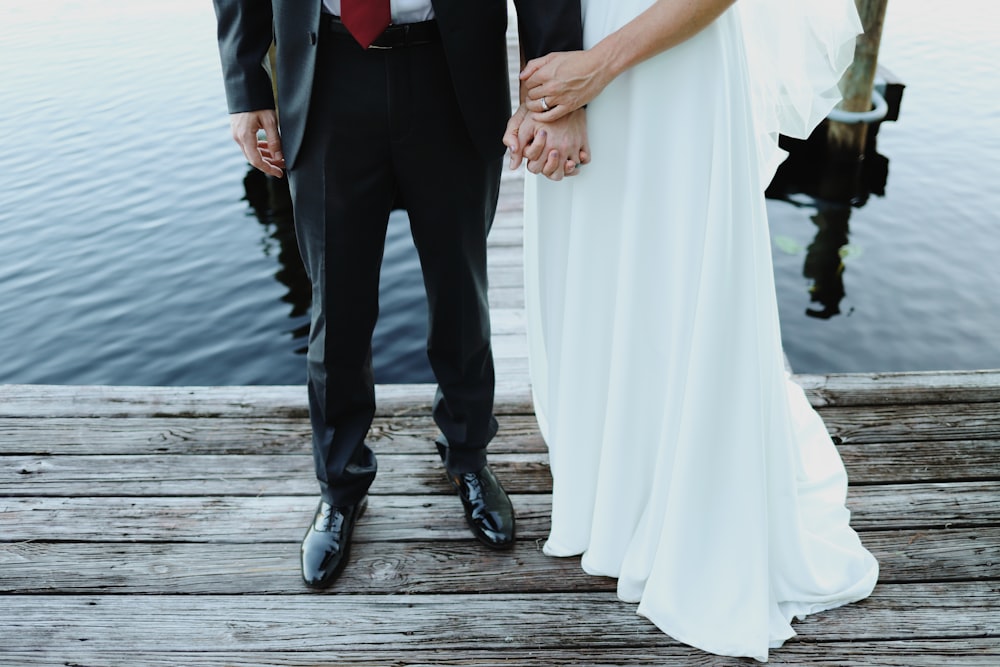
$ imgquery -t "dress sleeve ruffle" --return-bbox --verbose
[736,0,863,183]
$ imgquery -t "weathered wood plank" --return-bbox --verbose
[823,402,1000,444]
[0,384,313,419]
[0,584,996,650]
[0,383,534,419]
[6,386,1000,448]
[485,305,526,332]
[5,414,998,482]
[0,540,609,595]
[796,370,1000,407]
[3,643,999,667]
[496,194,525,214]
[490,331,528,360]
[484,265,525,289]
[486,284,526,308]
[493,356,530,385]
[0,453,551,496]
[1,484,996,543]
[483,243,526,268]
[0,495,552,543]
[0,415,547,456]
[864,527,1000,584]
[483,224,525,248]
[838,439,1000,483]
[847,482,1000,529]
[5,371,997,420]
[1,527,993,595]
[5,436,998,496]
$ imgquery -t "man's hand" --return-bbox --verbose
[230,110,285,178]
[503,104,532,169]
[504,105,590,182]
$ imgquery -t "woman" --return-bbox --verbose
[506,0,879,661]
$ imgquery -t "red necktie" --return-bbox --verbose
[341,0,391,49]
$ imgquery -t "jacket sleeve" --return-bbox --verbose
[513,0,584,60]
[212,0,276,113]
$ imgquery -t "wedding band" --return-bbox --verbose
[541,97,550,112]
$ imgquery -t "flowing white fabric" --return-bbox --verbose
[739,0,863,183]
[523,0,877,662]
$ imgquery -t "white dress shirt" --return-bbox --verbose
[322,0,435,23]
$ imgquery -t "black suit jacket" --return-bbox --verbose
[213,0,583,168]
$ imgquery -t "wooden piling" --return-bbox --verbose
[827,0,890,160]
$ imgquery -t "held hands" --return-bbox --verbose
[504,47,609,180]
[230,110,285,178]
[504,104,590,182]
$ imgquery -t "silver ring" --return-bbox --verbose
[541,97,550,112]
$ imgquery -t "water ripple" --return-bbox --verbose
[2,0,999,383]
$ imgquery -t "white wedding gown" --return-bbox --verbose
[523,0,879,661]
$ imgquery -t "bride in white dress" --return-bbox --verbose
[507,0,879,661]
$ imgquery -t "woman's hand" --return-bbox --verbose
[520,50,612,122]
[520,0,737,123]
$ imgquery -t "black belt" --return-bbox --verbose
[323,14,440,49]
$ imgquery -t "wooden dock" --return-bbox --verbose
[2,23,998,667]
[2,369,1000,665]
[2,158,1000,664]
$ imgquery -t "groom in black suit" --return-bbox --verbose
[213,0,583,588]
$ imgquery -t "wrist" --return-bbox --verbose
[592,32,630,85]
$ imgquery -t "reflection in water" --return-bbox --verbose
[803,207,850,319]
[241,168,435,383]
[766,122,891,321]
[242,168,312,353]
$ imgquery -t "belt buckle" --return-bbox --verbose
[367,23,409,50]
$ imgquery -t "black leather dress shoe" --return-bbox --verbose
[445,465,516,550]
[301,496,366,589]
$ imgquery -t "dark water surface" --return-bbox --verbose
[1,1,998,385]
[0,2,431,384]
[769,0,1000,372]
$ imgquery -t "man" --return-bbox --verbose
[212,0,585,588]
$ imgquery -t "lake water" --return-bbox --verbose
[1,0,998,385]
[770,0,1000,373]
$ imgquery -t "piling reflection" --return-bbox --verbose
[766,123,891,320]
[802,206,850,320]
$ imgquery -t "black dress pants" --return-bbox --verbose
[287,24,502,506]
